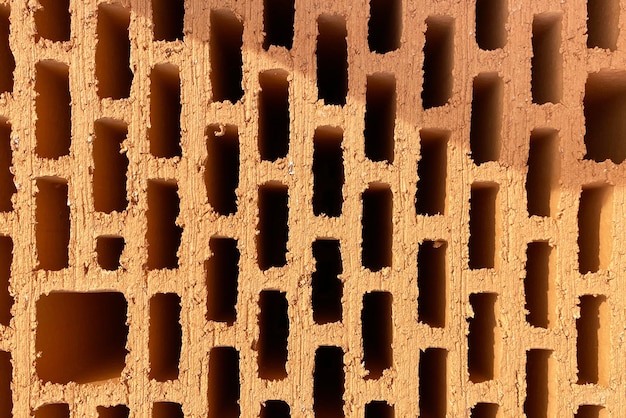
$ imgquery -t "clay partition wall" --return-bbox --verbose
[0,0,623,417]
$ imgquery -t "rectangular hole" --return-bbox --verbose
[361,183,392,271]
[468,293,498,383]
[153,402,184,418]
[93,118,129,213]
[258,290,289,380]
[36,177,69,271]
[313,126,344,217]
[475,0,507,50]
[578,184,613,274]
[97,405,129,418]
[471,403,499,418]
[469,183,499,269]
[261,401,290,418]
[532,14,562,104]
[149,293,182,382]
[362,291,392,380]
[422,16,454,109]
[210,9,243,103]
[149,64,182,158]
[365,401,393,418]
[35,0,70,42]
[36,292,128,384]
[0,6,14,94]
[416,129,448,216]
[368,0,401,53]
[35,61,71,159]
[152,0,184,41]
[419,348,447,418]
[146,180,182,270]
[525,242,555,329]
[526,129,559,217]
[96,3,133,100]
[470,73,503,164]
[205,124,239,216]
[208,347,240,418]
[524,349,554,418]
[96,235,124,271]
[34,404,70,418]
[258,69,290,161]
[205,237,239,324]
[0,237,12,326]
[587,0,619,50]
[576,405,607,418]
[418,240,447,328]
[256,182,288,271]
[313,346,344,418]
[364,73,396,163]
[0,120,14,212]
[317,15,348,106]
[577,295,609,385]
[312,239,343,324]
[263,0,294,50]
[0,351,10,418]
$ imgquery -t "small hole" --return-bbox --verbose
[210,9,243,103]
[317,15,348,106]
[524,242,555,329]
[475,0,507,50]
[35,61,71,159]
[96,235,124,271]
[469,183,499,270]
[313,126,344,217]
[471,403,499,418]
[34,404,70,418]
[0,352,10,418]
[368,0,401,53]
[531,13,563,104]
[313,346,344,418]
[261,401,290,418]
[526,129,559,217]
[149,64,182,158]
[263,0,294,50]
[35,177,70,271]
[205,237,239,324]
[205,124,239,216]
[587,0,619,50]
[258,290,289,380]
[149,293,182,381]
[468,293,498,383]
[257,182,289,271]
[365,401,393,418]
[362,291,392,380]
[577,295,609,385]
[96,3,133,100]
[0,6,14,94]
[361,183,392,272]
[36,292,128,384]
[470,73,503,164]
[419,348,447,418]
[583,71,626,163]
[575,405,606,418]
[364,73,396,163]
[153,402,184,418]
[524,349,554,418]
[0,237,12,326]
[34,0,70,42]
[418,240,447,328]
[146,180,182,270]
[152,0,184,41]
[312,239,343,324]
[208,347,240,418]
[416,129,448,216]
[422,16,454,109]
[578,184,613,274]
[258,69,290,162]
[93,119,129,213]
[97,405,130,418]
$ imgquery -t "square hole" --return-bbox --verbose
[36,292,129,384]
[97,405,130,418]
[96,235,125,271]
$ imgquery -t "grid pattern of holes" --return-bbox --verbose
[0,0,623,417]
